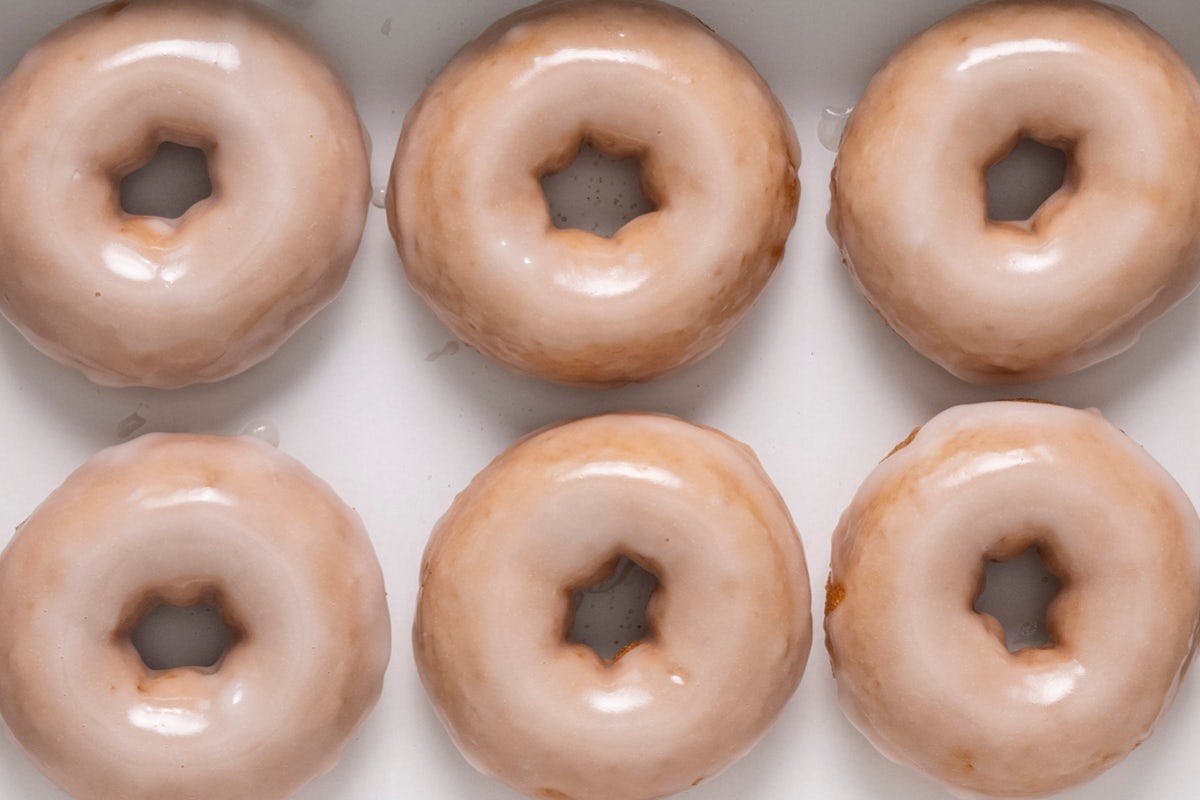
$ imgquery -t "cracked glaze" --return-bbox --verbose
[388,0,800,387]
[0,434,391,800]
[825,402,1200,798]
[0,0,371,388]
[414,414,812,800]
[828,0,1200,384]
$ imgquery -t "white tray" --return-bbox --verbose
[1,1,1198,798]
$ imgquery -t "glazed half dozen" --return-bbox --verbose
[0,1,1198,800]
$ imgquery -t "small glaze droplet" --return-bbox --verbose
[372,186,387,209]
[425,340,461,362]
[818,106,854,152]
[240,419,280,447]
[381,17,392,37]
[117,404,149,441]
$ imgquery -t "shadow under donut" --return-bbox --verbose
[0,261,356,449]
[825,236,1200,421]
[394,241,792,451]
[0,726,69,800]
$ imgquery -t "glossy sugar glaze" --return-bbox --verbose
[0,0,371,388]
[829,0,1200,383]
[388,0,800,387]
[826,401,1200,798]
[0,434,391,800]
[415,413,812,800]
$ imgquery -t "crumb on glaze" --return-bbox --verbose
[610,639,644,664]
[825,577,846,616]
[885,427,921,460]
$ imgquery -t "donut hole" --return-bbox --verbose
[119,142,213,220]
[540,144,656,238]
[128,599,235,671]
[973,545,1062,653]
[567,555,659,662]
[986,138,1069,223]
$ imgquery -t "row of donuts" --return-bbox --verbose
[1,0,1197,391]
[1,401,1196,800]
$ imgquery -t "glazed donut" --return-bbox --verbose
[825,401,1200,797]
[828,0,1200,384]
[415,413,811,799]
[0,0,371,388]
[388,0,799,387]
[0,434,390,800]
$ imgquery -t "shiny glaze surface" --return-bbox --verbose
[0,0,371,388]
[0,434,391,800]
[414,414,812,799]
[828,0,1200,384]
[388,0,799,387]
[825,402,1200,798]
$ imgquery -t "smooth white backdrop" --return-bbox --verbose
[1,1,1198,798]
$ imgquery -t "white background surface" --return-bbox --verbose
[2,0,1200,798]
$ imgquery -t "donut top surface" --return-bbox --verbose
[829,0,1200,383]
[826,401,1200,797]
[415,413,812,800]
[0,0,371,387]
[0,434,391,800]
[389,0,800,387]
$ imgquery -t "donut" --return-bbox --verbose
[388,0,799,387]
[414,413,812,799]
[828,0,1200,383]
[0,434,390,800]
[0,0,371,388]
[825,401,1200,797]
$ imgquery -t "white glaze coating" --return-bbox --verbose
[829,0,1200,383]
[0,0,371,388]
[388,0,799,387]
[415,413,812,800]
[0,434,391,800]
[825,402,1200,798]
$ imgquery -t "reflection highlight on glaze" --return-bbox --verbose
[138,486,236,510]
[942,446,1051,489]
[1019,661,1086,706]
[564,460,683,489]
[101,242,159,283]
[514,47,665,88]
[956,38,1077,72]
[1003,246,1063,275]
[101,242,193,286]
[127,703,210,737]
[585,685,653,715]
[101,39,242,72]
[551,264,650,298]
